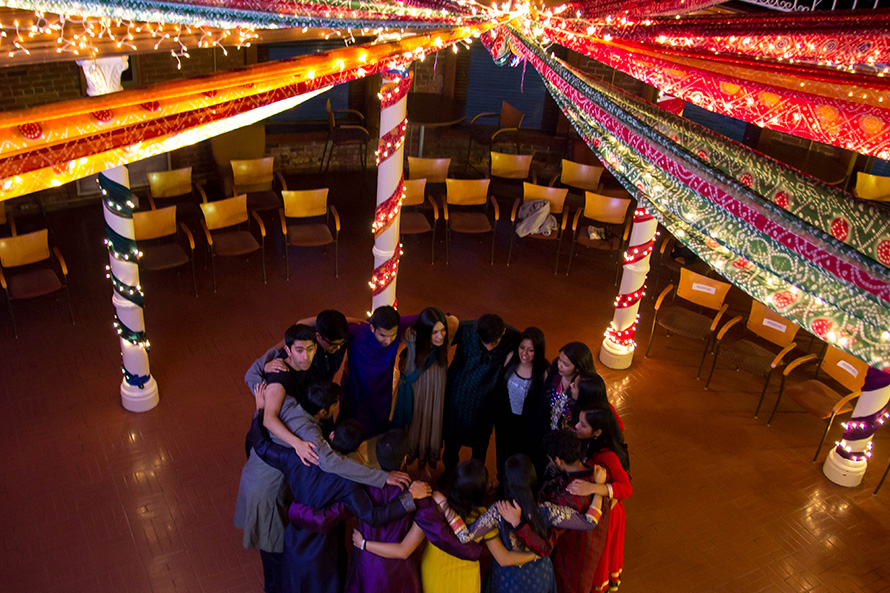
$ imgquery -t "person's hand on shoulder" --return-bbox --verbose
[409,481,432,499]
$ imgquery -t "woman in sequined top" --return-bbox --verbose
[494,327,549,481]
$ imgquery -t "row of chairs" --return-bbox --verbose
[646,265,870,464]
[401,156,634,273]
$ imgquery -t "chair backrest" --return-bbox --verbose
[561,159,603,192]
[745,300,799,347]
[232,157,274,193]
[446,179,491,206]
[583,191,632,225]
[499,101,524,129]
[147,167,192,199]
[677,268,731,310]
[820,345,868,392]
[283,189,329,219]
[133,206,178,241]
[490,152,533,180]
[523,182,569,214]
[403,179,427,207]
[0,228,50,268]
[854,172,890,200]
[407,157,450,183]
[210,124,266,168]
[201,195,249,230]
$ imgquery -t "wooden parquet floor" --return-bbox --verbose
[1,171,888,593]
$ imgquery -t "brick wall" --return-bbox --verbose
[0,61,82,112]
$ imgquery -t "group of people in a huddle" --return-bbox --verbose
[234,306,632,593]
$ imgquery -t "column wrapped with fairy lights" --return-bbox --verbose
[100,170,158,412]
[81,56,159,412]
[600,207,658,370]
[370,69,411,309]
[823,367,890,487]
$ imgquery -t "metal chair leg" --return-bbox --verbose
[554,232,562,275]
[565,238,578,276]
[814,415,837,462]
[874,457,890,495]
[334,239,339,278]
[260,241,267,284]
[507,228,516,266]
[190,258,198,297]
[319,141,329,173]
[284,244,290,281]
[767,380,787,425]
[695,338,712,379]
[644,317,659,358]
[7,297,18,339]
[490,226,496,265]
[211,253,217,292]
[704,344,721,389]
[430,221,436,264]
[445,227,450,264]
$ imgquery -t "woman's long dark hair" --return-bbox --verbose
[580,406,630,473]
[413,307,449,367]
[503,327,548,404]
[446,459,488,520]
[574,374,608,409]
[502,454,548,539]
[548,341,595,380]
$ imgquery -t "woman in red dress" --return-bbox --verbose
[571,406,631,593]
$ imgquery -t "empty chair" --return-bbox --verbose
[705,300,799,406]
[200,195,266,292]
[507,182,569,273]
[321,99,369,173]
[565,190,632,278]
[133,205,198,297]
[767,344,869,462]
[400,178,439,264]
[853,172,890,201]
[551,159,604,193]
[645,268,732,379]
[0,227,73,338]
[443,178,497,265]
[488,152,534,203]
[146,167,206,226]
[231,157,287,213]
[407,156,450,197]
[465,101,524,172]
[210,123,267,199]
[279,189,340,279]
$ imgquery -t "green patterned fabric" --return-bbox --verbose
[506,26,890,369]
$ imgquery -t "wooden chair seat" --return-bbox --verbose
[449,212,492,233]
[246,190,282,213]
[8,268,61,299]
[658,307,714,341]
[212,231,260,256]
[400,211,432,234]
[140,243,190,271]
[331,126,370,145]
[576,225,620,250]
[286,223,334,246]
[785,380,853,420]
[717,339,778,377]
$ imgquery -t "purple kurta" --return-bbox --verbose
[340,316,417,437]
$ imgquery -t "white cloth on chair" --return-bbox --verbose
[516,199,557,238]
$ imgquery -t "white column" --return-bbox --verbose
[823,367,890,486]
[371,69,410,309]
[600,207,658,370]
[81,57,159,412]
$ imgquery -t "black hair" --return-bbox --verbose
[315,309,348,343]
[446,459,489,520]
[369,305,400,331]
[331,419,365,454]
[503,327,548,401]
[376,429,409,472]
[549,341,595,378]
[302,381,341,416]
[503,454,548,539]
[579,407,630,473]
[285,323,317,348]
[543,429,583,464]
[574,374,608,411]
[478,313,505,345]
[413,307,449,367]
